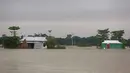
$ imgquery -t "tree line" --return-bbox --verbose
[0,26,130,48]
[55,28,129,47]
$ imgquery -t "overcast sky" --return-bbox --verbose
[0,0,130,38]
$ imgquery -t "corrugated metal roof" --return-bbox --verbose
[102,40,122,44]
[21,37,47,42]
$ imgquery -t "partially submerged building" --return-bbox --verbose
[20,36,47,49]
[101,40,123,49]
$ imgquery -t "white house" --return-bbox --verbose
[21,36,47,49]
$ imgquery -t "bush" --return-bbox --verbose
[46,36,56,49]
[3,37,20,48]
[47,45,66,49]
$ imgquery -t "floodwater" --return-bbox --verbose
[0,47,130,73]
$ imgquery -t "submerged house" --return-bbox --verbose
[101,40,123,49]
[20,36,47,49]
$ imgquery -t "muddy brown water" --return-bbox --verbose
[0,47,130,73]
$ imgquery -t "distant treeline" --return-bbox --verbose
[1,27,130,48]
[56,36,100,46]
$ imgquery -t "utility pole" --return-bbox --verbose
[71,33,74,46]
[72,37,74,46]
[2,34,6,49]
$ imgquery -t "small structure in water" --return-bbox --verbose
[20,36,47,49]
[101,40,123,49]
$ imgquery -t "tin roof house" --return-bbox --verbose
[20,36,47,49]
[101,40,123,49]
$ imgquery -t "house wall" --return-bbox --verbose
[34,43,43,49]
[101,43,123,49]
[19,40,28,49]
[110,44,123,49]
[20,39,47,49]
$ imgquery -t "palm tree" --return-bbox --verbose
[48,30,52,36]
[8,26,20,37]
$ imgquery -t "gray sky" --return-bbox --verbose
[0,0,130,38]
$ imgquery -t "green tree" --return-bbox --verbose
[66,34,72,39]
[56,36,100,47]
[111,30,124,41]
[96,28,110,46]
[122,39,127,48]
[34,33,48,37]
[3,37,20,48]
[0,37,2,44]
[65,34,73,45]
[72,36,81,45]
[8,26,20,37]
[127,39,130,48]
[86,36,100,46]
[46,36,56,48]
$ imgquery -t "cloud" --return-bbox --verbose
[0,0,130,21]
[0,0,130,38]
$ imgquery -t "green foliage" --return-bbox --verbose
[111,30,125,48]
[8,26,20,36]
[66,34,72,39]
[34,33,48,37]
[127,39,130,47]
[46,36,56,49]
[97,28,110,40]
[3,37,20,48]
[8,26,20,30]
[46,36,66,49]
[0,37,2,44]
[121,39,127,49]
[84,36,100,46]
[111,30,124,41]
[56,38,67,45]
[96,28,110,46]
[56,36,100,46]
[121,39,127,45]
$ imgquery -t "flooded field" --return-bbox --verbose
[0,47,130,73]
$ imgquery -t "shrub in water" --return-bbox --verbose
[3,37,20,48]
